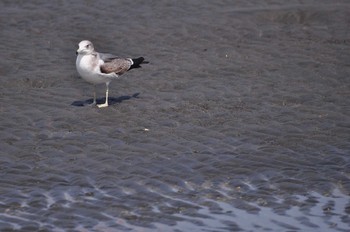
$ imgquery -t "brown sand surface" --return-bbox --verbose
[0,1,349,231]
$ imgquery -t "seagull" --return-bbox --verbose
[76,40,146,108]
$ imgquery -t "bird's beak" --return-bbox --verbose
[76,48,81,55]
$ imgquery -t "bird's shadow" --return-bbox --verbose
[71,93,140,107]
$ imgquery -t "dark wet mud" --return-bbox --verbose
[0,1,349,231]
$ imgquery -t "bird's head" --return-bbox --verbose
[76,40,95,55]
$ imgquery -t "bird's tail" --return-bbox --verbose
[129,57,148,70]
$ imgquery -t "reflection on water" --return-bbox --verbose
[1,181,349,231]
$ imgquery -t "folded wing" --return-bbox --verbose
[99,52,119,62]
[100,58,132,75]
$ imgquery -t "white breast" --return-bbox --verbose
[76,54,110,85]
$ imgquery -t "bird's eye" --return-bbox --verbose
[86,44,90,48]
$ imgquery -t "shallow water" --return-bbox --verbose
[0,0,349,231]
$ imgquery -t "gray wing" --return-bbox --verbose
[100,58,132,75]
[98,52,119,62]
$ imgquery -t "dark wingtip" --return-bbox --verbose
[135,57,145,63]
[130,57,148,69]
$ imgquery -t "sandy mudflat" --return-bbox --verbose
[0,0,349,231]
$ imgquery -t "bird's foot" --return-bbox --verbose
[87,101,97,107]
[97,103,109,108]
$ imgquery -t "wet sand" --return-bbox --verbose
[0,0,349,231]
